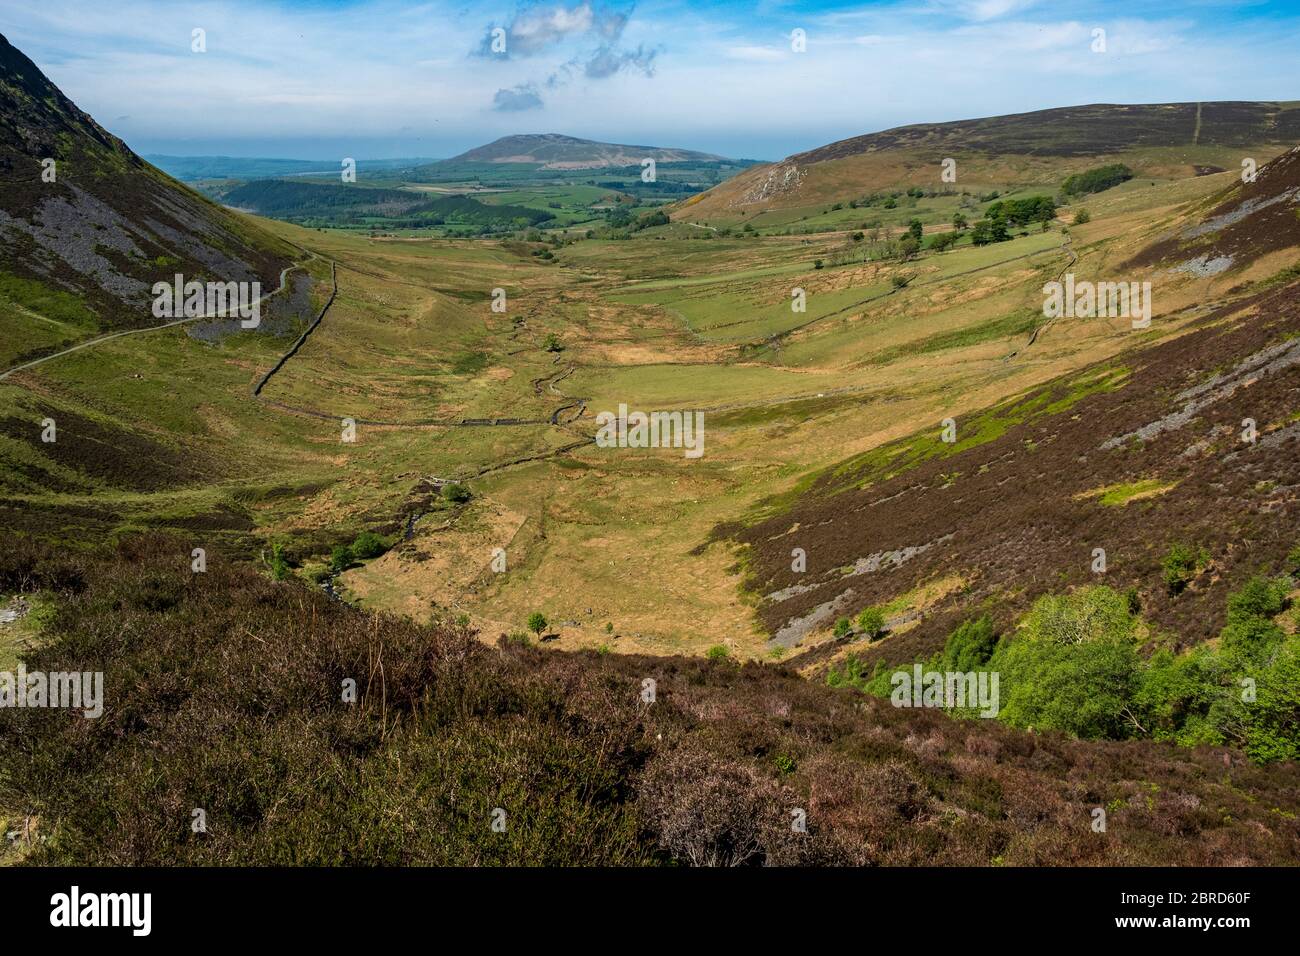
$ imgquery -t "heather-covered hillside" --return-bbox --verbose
[2,536,1297,866]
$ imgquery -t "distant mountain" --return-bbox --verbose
[0,32,296,331]
[682,101,1300,218]
[445,133,728,169]
[146,155,439,183]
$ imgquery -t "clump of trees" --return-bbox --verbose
[830,565,1300,763]
[964,195,1058,246]
[970,217,1009,245]
[1062,163,1133,197]
[984,196,1056,226]
[326,530,393,574]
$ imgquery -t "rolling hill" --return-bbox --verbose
[679,101,1300,220]
[444,133,727,169]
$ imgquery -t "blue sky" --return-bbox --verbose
[2,0,1298,160]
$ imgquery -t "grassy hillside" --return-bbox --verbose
[680,101,1300,224]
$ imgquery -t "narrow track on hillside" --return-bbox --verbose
[0,259,309,383]
[1004,232,1076,360]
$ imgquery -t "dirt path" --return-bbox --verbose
[0,260,307,383]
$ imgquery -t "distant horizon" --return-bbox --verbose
[8,0,1299,166]
[127,92,1300,167]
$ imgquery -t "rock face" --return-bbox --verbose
[735,162,805,207]
[0,32,295,331]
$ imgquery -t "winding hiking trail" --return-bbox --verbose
[0,260,307,383]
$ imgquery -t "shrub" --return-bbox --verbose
[1220,575,1289,658]
[833,617,852,638]
[705,644,730,660]
[441,482,471,503]
[992,587,1141,739]
[638,745,805,866]
[1226,574,1290,623]
[1286,542,1300,576]
[329,545,354,574]
[350,531,388,560]
[936,615,998,671]
[855,607,886,640]
[1162,543,1206,594]
[1018,585,1136,646]
[1073,209,1091,225]
[526,612,548,637]
[1241,639,1300,762]
[269,542,290,581]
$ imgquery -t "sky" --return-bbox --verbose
[2,0,1299,161]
